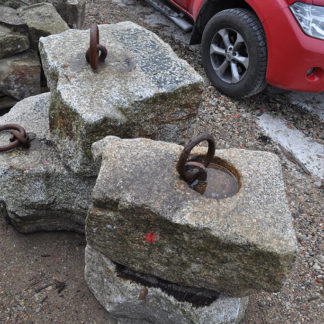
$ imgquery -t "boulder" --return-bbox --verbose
[0,0,26,9]
[86,136,297,297]
[51,0,86,29]
[39,22,203,176]
[85,244,248,324]
[0,24,29,58]
[0,50,41,100]
[18,2,69,48]
[0,93,95,233]
[0,4,27,32]
[21,0,86,28]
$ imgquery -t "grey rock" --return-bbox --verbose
[0,4,27,32]
[0,25,29,58]
[39,22,203,176]
[52,0,86,29]
[21,0,86,28]
[85,244,248,324]
[18,2,69,48]
[0,93,95,233]
[0,50,41,100]
[318,255,324,264]
[44,0,86,29]
[86,137,297,297]
[0,0,26,9]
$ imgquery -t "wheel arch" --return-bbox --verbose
[190,0,256,45]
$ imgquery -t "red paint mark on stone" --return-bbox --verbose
[145,232,156,243]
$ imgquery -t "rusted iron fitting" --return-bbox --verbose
[0,124,30,152]
[177,134,215,184]
[85,23,107,70]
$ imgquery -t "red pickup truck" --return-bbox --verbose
[147,0,324,98]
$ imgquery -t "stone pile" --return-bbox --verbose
[0,22,203,231]
[0,22,297,323]
[0,0,85,113]
[0,0,86,28]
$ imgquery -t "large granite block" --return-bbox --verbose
[0,93,95,233]
[85,244,248,324]
[0,25,29,59]
[86,136,297,297]
[0,4,27,32]
[0,50,40,100]
[18,2,69,48]
[19,0,86,28]
[39,22,203,176]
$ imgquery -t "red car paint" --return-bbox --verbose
[167,0,324,92]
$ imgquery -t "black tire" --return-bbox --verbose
[201,8,267,98]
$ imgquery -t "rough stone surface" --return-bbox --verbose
[0,0,26,9]
[0,93,95,233]
[39,22,203,176]
[85,244,248,324]
[53,0,86,29]
[18,2,69,48]
[0,4,27,32]
[0,24,29,58]
[86,136,297,297]
[0,50,41,100]
[24,0,86,28]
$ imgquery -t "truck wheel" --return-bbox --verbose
[201,8,267,98]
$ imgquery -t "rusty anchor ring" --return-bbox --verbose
[177,134,215,183]
[85,23,107,70]
[0,124,30,152]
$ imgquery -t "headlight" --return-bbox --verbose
[290,2,324,40]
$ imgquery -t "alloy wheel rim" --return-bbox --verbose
[210,28,249,84]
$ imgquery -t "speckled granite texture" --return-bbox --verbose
[86,136,297,297]
[39,22,203,176]
[0,93,95,233]
[85,244,249,324]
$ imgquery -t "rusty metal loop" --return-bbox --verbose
[10,129,29,145]
[177,134,215,182]
[85,23,107,70]
[184,161,207,182]
[97,44,107,62]
[0,124,30,152]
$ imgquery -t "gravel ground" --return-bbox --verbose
[1,0,323,323]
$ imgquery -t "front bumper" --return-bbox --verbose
[263,6,324,92]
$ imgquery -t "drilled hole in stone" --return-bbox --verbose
[116,263,220,307]
[187,156,241,199]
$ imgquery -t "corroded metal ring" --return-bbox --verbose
[0,124,30,152]
[85,23,107,70]
[184,161,207,182]
[177,134,215,182]
[97,44,107,62]
[10,129,29,145]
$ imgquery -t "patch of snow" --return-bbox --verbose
[257,113,324,179]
